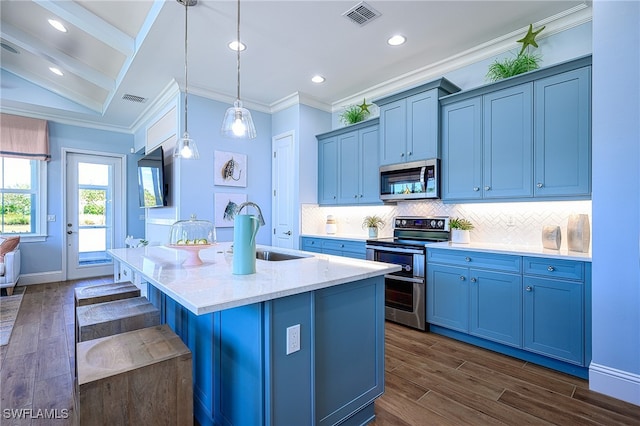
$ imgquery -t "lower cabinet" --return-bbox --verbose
[147,276,385,426]
[301,236,366,259]
[427,248,590,377]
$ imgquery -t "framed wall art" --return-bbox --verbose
[214,150,247,187]
[214,192,247,227]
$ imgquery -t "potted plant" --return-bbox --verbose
[362,215,385,238]
[449,217,474,244]
[339,98,372,125]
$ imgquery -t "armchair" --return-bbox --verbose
[0,237,21,296]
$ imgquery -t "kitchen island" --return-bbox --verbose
[108,243,400,426]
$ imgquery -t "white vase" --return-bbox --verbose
[368,227,378,238]
[451,229,470,244]
[567,214,590,252]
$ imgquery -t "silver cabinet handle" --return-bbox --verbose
[470,277,477,283]
[407,151,412,156]
[465,257,471,262]
[460,276,465,281]
[473,187,480,191]
[537,183,543,188]
[400,152,405,157]
[484,186,491,191]
[526,286,533,292]
[547,266,555,272]
[354,195,358,198]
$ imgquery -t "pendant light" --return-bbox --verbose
[221,0,256,139]
[174,0,200,159]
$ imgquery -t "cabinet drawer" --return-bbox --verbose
[301,237,323,253]
[322,240,365,255]
[523,257,584,281]
[428,248,521,273]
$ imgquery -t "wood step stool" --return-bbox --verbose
[74,281,140,308]
[76,324,193,425]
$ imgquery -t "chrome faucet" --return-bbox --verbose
[236,201,266,226]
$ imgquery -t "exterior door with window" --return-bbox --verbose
[66,152,124,280]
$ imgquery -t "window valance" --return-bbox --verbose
[0,113,50,161]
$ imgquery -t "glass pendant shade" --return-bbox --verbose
[174,132,200,159]
[221,99,257,139]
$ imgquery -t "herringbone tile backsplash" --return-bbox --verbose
[301,200,591,250]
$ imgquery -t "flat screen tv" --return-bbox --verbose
[137,146,167,208]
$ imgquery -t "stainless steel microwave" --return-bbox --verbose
[380,159,440,202]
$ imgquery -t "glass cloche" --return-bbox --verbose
[169,214,216,246]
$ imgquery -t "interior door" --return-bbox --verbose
[65,152,124,279]
[272,131,294,248]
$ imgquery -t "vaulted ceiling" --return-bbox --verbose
[0,1,588,131]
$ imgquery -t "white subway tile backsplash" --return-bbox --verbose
[302,200,591,250]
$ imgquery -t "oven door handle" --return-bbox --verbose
[384,274,424,284]
[366,245,424,255]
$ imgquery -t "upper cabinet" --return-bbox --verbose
[317,118,380,206]
[441,55,592,203]
[375,78,461,166]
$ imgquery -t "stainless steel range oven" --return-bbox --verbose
[366,216,449,330]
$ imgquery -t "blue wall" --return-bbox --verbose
[21,122,140,275]
[591,0,640,404]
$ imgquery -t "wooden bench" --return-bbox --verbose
[76,324,193,425]
[75,296,160,343]
[74,282,140,308]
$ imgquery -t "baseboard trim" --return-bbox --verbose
[17,271,64,286]
[589,362,640,406]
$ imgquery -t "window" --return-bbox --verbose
[0,157,47,240]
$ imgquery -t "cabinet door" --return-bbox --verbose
[359,125,380,204]
[318,137,338,205]
[470,270,522,347]
[407,89,439,161]
[441,97,483,200]
[483,84,533,199]
[379,100,407,166]
[337,131,360,204]
[427,264,469,332]
[523,276,584,364]
[534,67,591,197]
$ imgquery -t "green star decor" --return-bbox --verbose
[516,24,545,56]
[358,98,372,114]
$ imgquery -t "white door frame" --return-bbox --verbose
[271,131,296,249]
[62,148,127,280]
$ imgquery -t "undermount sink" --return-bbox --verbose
[256,249,307,261]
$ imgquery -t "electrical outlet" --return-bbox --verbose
[47,215,56,222]
[286,324,300,355]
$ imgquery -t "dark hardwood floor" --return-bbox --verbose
[1,279,639,425]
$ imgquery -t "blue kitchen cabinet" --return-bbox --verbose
[427,248,522,345]
[301,236,366,259]
[482,83,533,199]
[318,136,339,204]
[376,79,460,166]
[441,97,483,200]
[427,248,591,378]
[148,276,385,426]
[523,257,586,365]
[534,66,591,197]
[470,269,522,347]
[317,119,380,206]
[441,55,591,203]
[427,263,469,332]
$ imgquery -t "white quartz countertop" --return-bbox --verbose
[108,242,400,315]
[426,241,592,262]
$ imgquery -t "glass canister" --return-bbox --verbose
[169,214,216,246]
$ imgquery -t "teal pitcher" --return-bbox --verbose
[233,214,260,275]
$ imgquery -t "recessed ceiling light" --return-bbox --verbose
[387,35,406,46]
[311,75,325,84]
[228,40,246,51]
[48,19,67,33]
[49,67,63,76]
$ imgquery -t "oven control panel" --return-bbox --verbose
[394,216,450,231]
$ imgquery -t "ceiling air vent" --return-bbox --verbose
[343,1,381,26]
[122,94,147,103]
